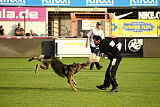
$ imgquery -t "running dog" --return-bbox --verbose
[28,55,85,92]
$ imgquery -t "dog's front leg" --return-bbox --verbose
[67,75,78,92]
[72,78,77,85]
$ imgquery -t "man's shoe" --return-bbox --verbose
[96,85,107,90]
[109,88,118,92]
[97,66,102,70]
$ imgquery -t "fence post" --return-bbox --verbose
[70,12,76,37]
[23,13,26,36]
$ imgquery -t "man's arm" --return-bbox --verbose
[15,30,20,35]
[101,30,105,39]
[15,31,24,35]
[15,28,24,35]
[20,28,24,34]
[85,29,93,48]
[85,36,89,48]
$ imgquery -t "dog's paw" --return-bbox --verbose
[75,89,79,92]
[73,82,77,85]
[28,59,32,62]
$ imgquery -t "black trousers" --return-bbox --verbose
[103,56,122,88]
[90,46,101,69]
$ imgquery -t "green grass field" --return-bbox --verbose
[0,58,160,107]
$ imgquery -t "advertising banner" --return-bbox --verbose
[55,39,91,57]
[0,7,46,21]
[118,38,143,57]
[55,38,143,57]
[108,9,160,19]
[158,22,160,36]
[112,20,159,37]
[0,0,159,7]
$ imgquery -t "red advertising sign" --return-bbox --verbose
[0,7,46,21]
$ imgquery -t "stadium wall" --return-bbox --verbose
[143,38,160,57]
[0,39,55,57]
[0,38,159,58]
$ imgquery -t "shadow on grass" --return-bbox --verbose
[120,71,160,74]
[0,86,98,92]
[0,68,34,71]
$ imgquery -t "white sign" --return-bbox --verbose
[138,11,160,19]
[82,20,91,30]
[55,39,91,57]
[0,0,25,5]
[130,0,158,6]
[42,0,70,5]
[86,0,114,6]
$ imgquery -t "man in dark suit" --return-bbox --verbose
[93,35,122,92]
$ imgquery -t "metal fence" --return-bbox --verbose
[47,12,113,37]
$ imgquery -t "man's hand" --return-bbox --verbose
[100,53,108,58]
[103,54,108,58]
[85,42,88,48]
[110,35,115,38]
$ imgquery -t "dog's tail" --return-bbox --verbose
[28,57,38,62]
[28,55,53,62]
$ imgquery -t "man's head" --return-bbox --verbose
[96,21,102,30]
[18,23,21,29]
[30,30,33,34]
[0,25,2,29]
[93,35,102,45]
[80,32,83,37]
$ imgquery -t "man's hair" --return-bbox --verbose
[96,21,102,25]
[93,35,102,41]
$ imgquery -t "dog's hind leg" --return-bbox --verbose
[35,64,49,74]
[67,74,78,92]
[35,64,40,74]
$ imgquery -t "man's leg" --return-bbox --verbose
[109,57,122,92]
[95,62,102,70]
[90,63,94,70]
[97,61,112,90]
[97,57,121,91]
[103,62,112,87]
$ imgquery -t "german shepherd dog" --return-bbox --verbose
[28,55,85,92]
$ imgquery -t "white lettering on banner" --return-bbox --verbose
[0,9,38,19]
[138,11,160,19]
[0,0,25,5]
[86,0,114,6]
[130,0,158,6]
[109,40,115,47]
[42,0,70,5]
[7,11,15,18]
[128,39,143,52]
